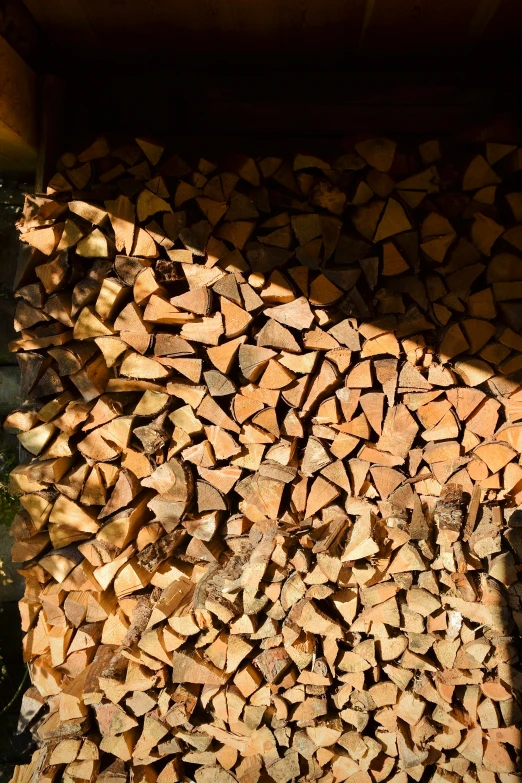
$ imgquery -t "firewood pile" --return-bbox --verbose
[6,131,522,783]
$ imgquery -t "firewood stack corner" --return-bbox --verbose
[6,131,522,783]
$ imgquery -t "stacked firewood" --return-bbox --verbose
[6,131,522,783]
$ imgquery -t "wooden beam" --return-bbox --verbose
[359,0,376,50]
[36,75,65,193]
[21,0,100,55]
[0,0,44,68]
[468,0,501,42]
[0,34,37,174]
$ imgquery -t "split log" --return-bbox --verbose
[7,129,522,783]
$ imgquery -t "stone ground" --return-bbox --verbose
[0,180,36,775]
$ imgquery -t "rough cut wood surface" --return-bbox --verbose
[6,127,522,783]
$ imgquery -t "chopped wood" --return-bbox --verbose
[7,132,522,783]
